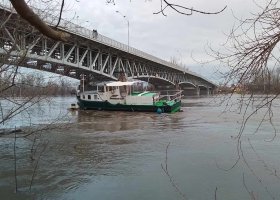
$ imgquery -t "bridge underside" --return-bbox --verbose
[178,82,215,95]
[133,76,175,86]
[179,82,196,88]
[0,6,216,91]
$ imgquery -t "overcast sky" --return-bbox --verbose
[60,0,263,82]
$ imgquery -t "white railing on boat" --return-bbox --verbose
[155,90,183,102]
[170,91,183,101]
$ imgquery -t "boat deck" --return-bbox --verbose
[129,92,157,96]
[155,100,177,106]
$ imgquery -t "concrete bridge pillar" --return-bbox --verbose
[64,68,70,76]
[199,86,210,95]
[205,88,210,95]
[175,84,181,90]
[209,88,212,95]
[118,73,127,82]
[181,87,198,96]
[209,88,216,95]
[214,88,218,94]
[195,85,200,96]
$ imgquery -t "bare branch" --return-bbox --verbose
[154,0,227,16]
[161,143,189,200]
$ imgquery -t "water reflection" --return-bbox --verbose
[76,110,143,132]
[75,108,188,132]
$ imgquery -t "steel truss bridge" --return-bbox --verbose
[0,2,216,94]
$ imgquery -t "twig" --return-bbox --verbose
[215,187,218,200]
[240,141,275,200]
[29,141,49,190]
[161,143,188,200]
[248,138,280,179]
[55,0,64,28]
[0,12,12,31]
[243,173,256,200]
[154,0,227,16]
[14,127,17,192]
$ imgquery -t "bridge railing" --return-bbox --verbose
[0,1,216,86]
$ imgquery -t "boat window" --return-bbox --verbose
[98,86,104,93]
[88,95,91,100]
[107,86,116,91]
[94,95,97,100]
[82,95,85,99]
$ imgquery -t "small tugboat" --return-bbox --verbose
[77,81,182,113]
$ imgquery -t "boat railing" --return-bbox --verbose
[170,91,183,101]
[154,90,183,102]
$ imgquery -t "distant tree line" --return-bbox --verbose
[0,70,76,97]
[170,56,189,70]
[217,67,280,94]
[244,67,280,94]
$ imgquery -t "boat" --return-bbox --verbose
[77,81,182,113]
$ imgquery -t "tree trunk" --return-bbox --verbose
[9,0,70,42]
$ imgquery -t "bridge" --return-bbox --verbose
[0,2,216,95]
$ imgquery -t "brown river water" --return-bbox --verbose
[1,95,280,200]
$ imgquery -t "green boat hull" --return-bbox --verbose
[77,97,181,113]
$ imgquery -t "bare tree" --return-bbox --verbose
[170,56,189,70]
[194,0,280,198]
[170,56,180,66]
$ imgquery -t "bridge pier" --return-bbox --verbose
[200,87,209,95]
[208,88,216,95]
[209,88,215,95]
[213,88,218,95]
[181,87,199,96]
[175,84,181,90]
[195,85,200,96]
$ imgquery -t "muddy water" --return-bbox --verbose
[1,95,280,200]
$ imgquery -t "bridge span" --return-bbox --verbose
[0,2,216,95]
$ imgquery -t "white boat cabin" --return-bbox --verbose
[79,81,161,105]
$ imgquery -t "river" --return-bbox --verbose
[1,95,280,200]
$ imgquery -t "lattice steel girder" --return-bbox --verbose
[126,60,133,77]
[100,54,109,73]
[0,23,215,88]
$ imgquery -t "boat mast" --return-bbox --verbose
[82,74,85,92]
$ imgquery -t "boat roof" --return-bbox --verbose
[96,81,114,86]
[104,81,139,87]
